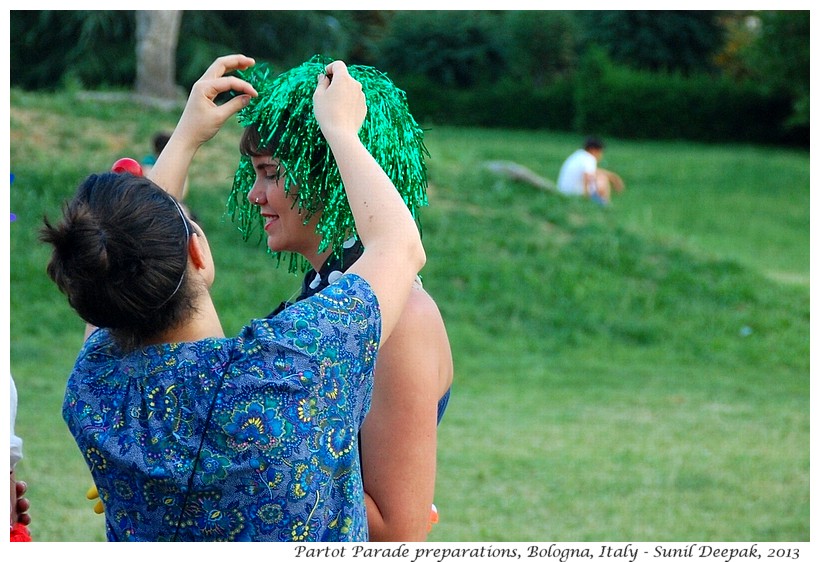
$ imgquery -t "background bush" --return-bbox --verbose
[9,10,809,146]
[573,48,799,144]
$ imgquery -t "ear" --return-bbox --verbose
[188,234,207,270]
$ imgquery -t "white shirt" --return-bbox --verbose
[10,376,23,469]
[557,149,597,196]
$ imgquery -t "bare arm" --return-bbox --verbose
[360,291,449,540]
[583,171,595,197]
[313,61,425,344]
[80,55,256,343]
[147,54,257,197]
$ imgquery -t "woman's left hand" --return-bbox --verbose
[148,54,258,199]
[175,54,258,150]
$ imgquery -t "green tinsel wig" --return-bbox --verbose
[227,55,429,272]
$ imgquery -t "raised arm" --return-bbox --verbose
[312,61,426,345]
[148,54,258,197]
[74,56,257,344]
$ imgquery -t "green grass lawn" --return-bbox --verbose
[8,89,809,542]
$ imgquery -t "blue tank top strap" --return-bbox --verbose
[436,387,451,425]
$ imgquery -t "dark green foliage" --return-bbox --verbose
[577,11,725,74]
[400,74,575,130]
[11,10,136,90]
[573,49,803,145]
[9,10,808,146]
[374,11,505,89]
[10,10,359,91]
[499,11,579,87]
[175,11,359,87]
[736,11,809,128]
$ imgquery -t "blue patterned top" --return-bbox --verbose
[63,274,380,541]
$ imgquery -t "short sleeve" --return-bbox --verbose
[583,152,597,173]
[243,273,381,407]
[251,273,380,358]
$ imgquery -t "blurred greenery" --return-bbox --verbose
[9,88,808,541]
[9,10,809,140]
[576,11,725,74]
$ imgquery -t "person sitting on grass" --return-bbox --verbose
[556,136,624,205]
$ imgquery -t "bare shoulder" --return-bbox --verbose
[392,286,447,338]
[380,285,453,392]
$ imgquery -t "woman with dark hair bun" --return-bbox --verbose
[42,173,197,350]
[40,54,425,542]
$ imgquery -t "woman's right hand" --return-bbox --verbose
[15,480,30,526]
[313,61,366,146]
[313,60,425,347]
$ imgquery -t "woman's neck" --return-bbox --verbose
[305,246,334,273]
[144,293,224,346]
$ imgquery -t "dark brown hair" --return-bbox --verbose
[238,116,328,191]
[153,131,172,155]
[40,172,196,350]
[238,121,269,159]
[584,136,605,151]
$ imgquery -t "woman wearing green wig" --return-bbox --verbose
[228,56,454,540]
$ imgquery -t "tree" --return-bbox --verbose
[501,11,578,87]
[578,11,725,74]
[738,11,809,129]
[10,11,135,91]
[374,11,505,88]
[135,10,182,102]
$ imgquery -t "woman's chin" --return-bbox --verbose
[267,237,292,254]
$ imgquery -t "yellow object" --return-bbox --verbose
[86,485,104,515]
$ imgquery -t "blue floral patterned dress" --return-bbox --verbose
[63,274,380,541]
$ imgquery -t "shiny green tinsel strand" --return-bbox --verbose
[227,55,429,273]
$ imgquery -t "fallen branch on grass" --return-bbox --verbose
[484,160,556,192]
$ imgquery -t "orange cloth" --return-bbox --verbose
[427,504,439,532]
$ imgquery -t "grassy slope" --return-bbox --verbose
[422,128,808,541]
[8,90,809,541]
